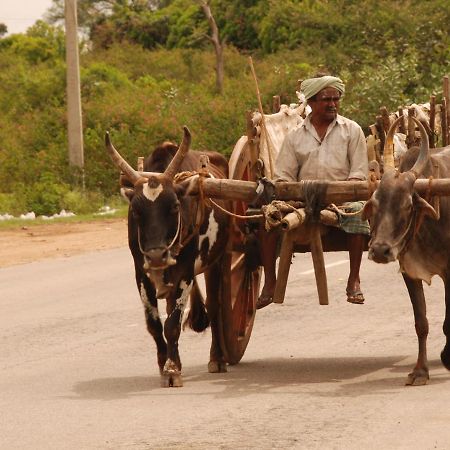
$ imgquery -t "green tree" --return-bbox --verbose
[0,23,7,37]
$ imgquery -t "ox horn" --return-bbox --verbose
[105,131,142,185]
[409,116,430,178]
[164,126,192,179]
[383,115,403,169]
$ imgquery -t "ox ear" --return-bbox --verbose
[120,187,135,203]
[174,181,189,198]
[361,198,374,221]
[174,177,198,198]
[414,194,439,221]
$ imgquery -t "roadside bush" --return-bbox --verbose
[22,172,69,216]
[61,189,104,215]
[0,193,26,216]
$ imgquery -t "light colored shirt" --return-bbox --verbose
[274,114,368,182]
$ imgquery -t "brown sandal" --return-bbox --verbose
[346,290,365,304]
[256,293,273,310]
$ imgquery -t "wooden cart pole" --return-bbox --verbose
[442,98,448,147]
[429,95,436,148]
[444,75,450,145]
[248,56,275,177]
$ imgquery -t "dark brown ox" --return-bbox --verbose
[106,127,229,387]
[363,116,450,385]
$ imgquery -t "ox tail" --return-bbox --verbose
[183,278,210,332]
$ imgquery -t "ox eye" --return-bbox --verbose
[171,201,180,214]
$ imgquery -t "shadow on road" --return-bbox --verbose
[69,355,449,401]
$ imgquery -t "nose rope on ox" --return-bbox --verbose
[139,209,182,270]
[369,204,417,259]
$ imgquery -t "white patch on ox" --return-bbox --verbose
[143,182,163,202]
[175,280,192,312]
[140,282,159,320]
[194,211,219,273]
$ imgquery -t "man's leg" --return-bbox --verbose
[256,228,278,309]
[346,232,366,304]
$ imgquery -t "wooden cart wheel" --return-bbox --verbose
[218,138,262,365]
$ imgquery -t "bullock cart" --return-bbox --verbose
[114,117,450,369]
[199,98,450,366]
[110,93,450,373]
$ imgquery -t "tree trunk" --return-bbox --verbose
[200,1,224,94]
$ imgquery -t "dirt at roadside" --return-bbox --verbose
[0,218,128,268]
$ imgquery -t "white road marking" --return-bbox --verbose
[298,259,349,275]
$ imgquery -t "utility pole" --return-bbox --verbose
[65,0,84,172]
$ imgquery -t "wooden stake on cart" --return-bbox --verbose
[398,107,406,134]
[380,106,391,133]
[272,95,281,113]
[429,95,436,148]
[407,107,416,147]
[248,56,275,178]
[442,98,448,147]
[444,75,450,145]
[375,115,385,163]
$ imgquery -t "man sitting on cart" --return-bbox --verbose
[257,74,370,309]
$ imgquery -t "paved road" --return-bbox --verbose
[1,248,449,449]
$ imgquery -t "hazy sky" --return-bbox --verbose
[0,0,54,35]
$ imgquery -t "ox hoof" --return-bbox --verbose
[208,360,227,373]
[441,346,450,370]
[161,372,183,387]
[405,369,429,386]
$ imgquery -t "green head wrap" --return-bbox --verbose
[300,76,345,100]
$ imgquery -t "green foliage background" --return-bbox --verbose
[0,0,448,215]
